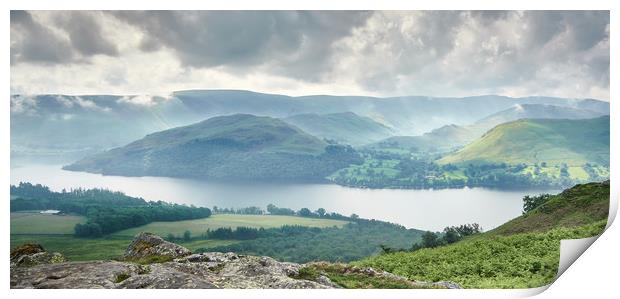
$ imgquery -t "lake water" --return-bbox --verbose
[10,164,559,231]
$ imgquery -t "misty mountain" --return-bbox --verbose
[368,124,478,153]
[11,90,609,161]
[469,103,606,135]
[283,112,394,146]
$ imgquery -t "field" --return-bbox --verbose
[10,212,85,234]
[112,214,348,237]
[10,213,347,261]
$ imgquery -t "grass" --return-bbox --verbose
[10,212,86,234]
[353,181,609,288]
[112,214,348,237]
[354,220,606,289]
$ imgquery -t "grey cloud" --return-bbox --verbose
[109,11,371,80]
[9,10,610,100]
[11,11,75,64]
[54,12,119,57]
[11,11,118,65]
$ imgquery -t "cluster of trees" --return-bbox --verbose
[200,221,424,263]
[212,206,264,215]
[330,150,585,189]
[10,182,212,237]
[75,203,212,237]
[266,204,360,222]
[202,225,320,241]
[380,223,482,254]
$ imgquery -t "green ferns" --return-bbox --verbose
[354,220,606,288]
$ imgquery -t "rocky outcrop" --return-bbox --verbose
[11,251,331,289]
[10,243,66,268]
[123,232,190,261]
[10,233,461,289]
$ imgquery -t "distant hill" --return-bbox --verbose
[369,124,477,153]
[367,103,606,154]
[470,104,605,135]
[11,91,609,162]
[64,114,362,181]
[283,112,394,146]
[437,116,610,166]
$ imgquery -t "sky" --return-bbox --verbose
[10,10,610,100]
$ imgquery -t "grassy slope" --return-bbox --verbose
[438,116,609,166]
[112,214,348,237]
[354,181,610,288]
[284,112,393,146]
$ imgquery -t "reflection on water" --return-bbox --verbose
[10,164,558,231]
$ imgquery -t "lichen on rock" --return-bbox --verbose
[123,232,191,262]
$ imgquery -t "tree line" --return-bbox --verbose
[10,182,212,237]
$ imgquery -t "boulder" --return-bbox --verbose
[123,232,191,261]
[10,243,66,268]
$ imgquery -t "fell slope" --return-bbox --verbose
[65,114,361,181]
[355,181,609,288]
[437,116,610,166]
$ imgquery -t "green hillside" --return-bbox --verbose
[438,116,609,166]
[284,112,394,146]
[354,181,609,288]
[65,114,362,181]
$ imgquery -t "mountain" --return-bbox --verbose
[283,112,394,146]
[11,91,609,161]
[64,114,362,181]
[470,103,606,135]
[437,116,610,166]
[368,124,477,153]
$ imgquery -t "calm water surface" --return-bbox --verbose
[10,164,559,231]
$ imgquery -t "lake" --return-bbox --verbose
[10,163,559,231]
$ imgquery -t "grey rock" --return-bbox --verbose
[124,232,191,260]
[10,243,66,268]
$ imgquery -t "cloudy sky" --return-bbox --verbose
[10,10,610,100]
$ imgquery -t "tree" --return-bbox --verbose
[350,213,359,220]
[316,208,326,217]
[442,227,460,244]
[421,231,439,248]
[183,230,191,242]
[523,194,552,214]
[298,208,312,217]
